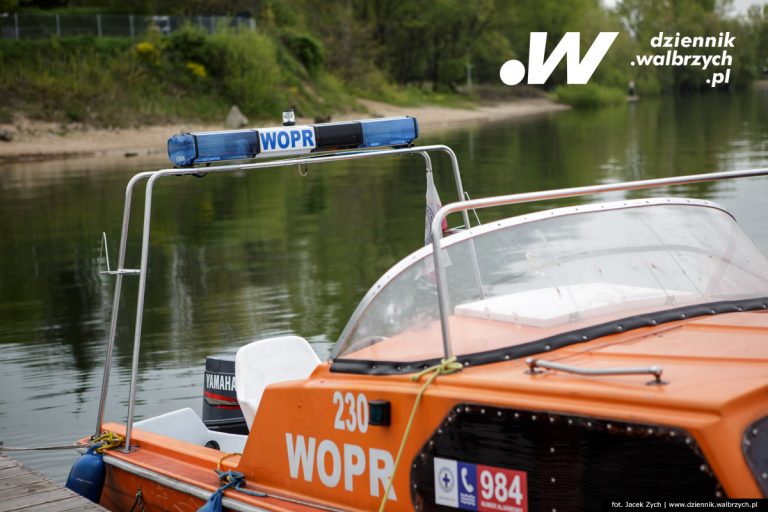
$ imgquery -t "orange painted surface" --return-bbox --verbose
[98,422,318,511]
[341,300,716,362]
[95,311,768,511]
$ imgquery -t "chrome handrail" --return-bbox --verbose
[429,167,768,360]
[526,358,666,385]
[92,144,472,450]
[93,170,154,439]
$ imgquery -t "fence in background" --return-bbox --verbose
[0,13,255,40]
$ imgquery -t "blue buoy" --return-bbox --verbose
[65,445,105,503]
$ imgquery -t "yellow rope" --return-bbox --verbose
[217,452,241,472]
[377,357,463,512]
[92,431,125,454]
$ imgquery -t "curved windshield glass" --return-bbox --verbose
[334,200,768,364]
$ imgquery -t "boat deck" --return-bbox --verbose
[0,453,107,512]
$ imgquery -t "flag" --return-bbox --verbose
[425,171,448,245]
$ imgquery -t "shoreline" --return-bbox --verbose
[0,98,567,164]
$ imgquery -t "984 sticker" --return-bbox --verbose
[434,457,527,512]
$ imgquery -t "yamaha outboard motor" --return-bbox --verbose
[203,354,248,434]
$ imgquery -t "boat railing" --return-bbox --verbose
[93,144,472,452]
[428,167,768,361]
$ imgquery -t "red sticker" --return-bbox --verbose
[476,465,528,512]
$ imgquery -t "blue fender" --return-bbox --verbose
[65,445,105,503]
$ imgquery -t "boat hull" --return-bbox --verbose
[89,311,768,510]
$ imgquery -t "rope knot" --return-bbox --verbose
[91,431,125,454]
[411,356,463,382]
[216,469,245,490]
[209,453,266,500]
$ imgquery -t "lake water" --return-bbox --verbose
[1,89,767,482]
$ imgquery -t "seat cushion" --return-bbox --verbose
[235,336,320,429]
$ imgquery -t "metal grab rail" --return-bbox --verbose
[526,358,666,385]
[93,171,154,440]
[92,144,472,451]
[429,167,768,360]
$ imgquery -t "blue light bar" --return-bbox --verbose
[168,130,260,166]
[360,117,418,148]
[168,116,418,167]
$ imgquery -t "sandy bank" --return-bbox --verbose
[355,98,567,129]
[0,98,567,164]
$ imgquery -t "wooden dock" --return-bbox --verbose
[0,453,108,511]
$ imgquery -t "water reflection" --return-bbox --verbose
[0,89,766,481]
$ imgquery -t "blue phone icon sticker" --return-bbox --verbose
[457,462,478,510]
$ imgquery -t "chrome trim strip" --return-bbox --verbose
[431,197,726,247]
[332,197,727,356]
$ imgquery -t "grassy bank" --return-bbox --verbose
[4,0,767,127]
[0,27,365,127]
[0,26,553,128]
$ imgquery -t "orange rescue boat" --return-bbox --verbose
[70,116,768,511]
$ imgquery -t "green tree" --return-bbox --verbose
[353,0,499,90]
[745,4,768,77]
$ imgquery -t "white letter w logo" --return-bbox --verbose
[500,32,618,85]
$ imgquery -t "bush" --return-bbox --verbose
[166,25,211,65]
[207,30,284,117]
[553,84,626,109]
[279,29,325,76]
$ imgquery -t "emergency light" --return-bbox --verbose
[167,116,418,167]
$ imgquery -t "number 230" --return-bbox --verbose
[332,391,369,433]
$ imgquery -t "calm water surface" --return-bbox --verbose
[1,90,767,481]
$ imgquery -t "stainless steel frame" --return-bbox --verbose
[429,167,768,359]
[93,145,471,450]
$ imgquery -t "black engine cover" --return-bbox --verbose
[203,353,247,435]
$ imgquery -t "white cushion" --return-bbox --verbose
[235,336,320,430]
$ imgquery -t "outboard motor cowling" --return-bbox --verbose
[203,354,248,434]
